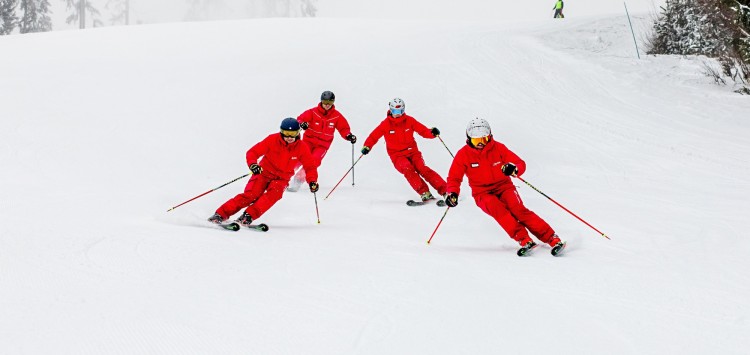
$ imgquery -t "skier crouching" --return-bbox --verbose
[208,117,319,226]
[444,118,566,256]
[360,97,447,203]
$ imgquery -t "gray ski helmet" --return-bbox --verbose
[280,117,300,131]
[320,91,335,101]
[466,118,491,138]
[389,97,405,115]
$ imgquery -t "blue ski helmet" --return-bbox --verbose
[280,117,301,142]
[280,117,300,131]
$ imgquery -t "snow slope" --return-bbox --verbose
[1,15,749,354]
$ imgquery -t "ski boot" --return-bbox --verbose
[547,234,566,256]
[236,212,253,227]
[420,191,435,202]
[207,213,224,224]
[517,241,538,257]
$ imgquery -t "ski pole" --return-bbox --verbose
[166,173,250,212]
[427,207,451,244]
[324,154,364,200]
[351,144,355,186]
[313,191,321,224]
[514,176,610,240]
[437,136,454,158]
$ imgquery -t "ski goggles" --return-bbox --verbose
[281,129,300,138]
[321,99,335,105]
[390,107,404,116]
[469,135,491,146]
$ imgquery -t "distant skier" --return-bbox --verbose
[443,118,566,256]
[553,0,565,18]
[208,117,319,226]
[360,98,446,203]
[288,90,356,192]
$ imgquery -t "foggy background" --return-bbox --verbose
[48,0,663,31]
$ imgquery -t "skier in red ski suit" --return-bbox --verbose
[288,90,356,191]
[208,118,319,226]
[360,97,446,202]
[443,118,565,256]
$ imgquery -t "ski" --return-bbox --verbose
[406,199,446,207]
[551,241,567,256]
[238,223,270,232]
[217,222,241,231]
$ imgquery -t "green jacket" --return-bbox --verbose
[554,0,563,10]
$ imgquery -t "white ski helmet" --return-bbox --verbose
[466,118,491,138]
[389,97,405,116]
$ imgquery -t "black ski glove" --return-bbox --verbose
[445,192,458,207]
[501,162,517,176]
[346,133,357,144]
[300,122,309,130]
[309,181,319,193]
[249,163,262,175]
[361,146,371,155]
[431,127,440,137]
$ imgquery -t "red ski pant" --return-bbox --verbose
[390,153,446,196]
[474,188,556,246]
[293,144,327,181]
[216,173,287,220]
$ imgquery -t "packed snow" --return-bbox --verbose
[1,13,748,354]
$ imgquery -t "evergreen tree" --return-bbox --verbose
[649,0,730,56]
[0,0,18,35]
[648,0,749,90]
[19,0,51,33]
[64,0,102,28]
[185,0,316,21]
[106,0,128,25]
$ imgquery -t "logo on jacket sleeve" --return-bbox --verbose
[291,156,298,160]
[493,161,502,166]
[471,163,479,168]
[389,130,395,134]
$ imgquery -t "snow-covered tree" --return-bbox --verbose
[648,0,750,92]
[105,0,128,26]
[64,0,102,28]
[649,0,731,56]
[185,0,316,21]
[19,0,51,33]
[0,0,18,35]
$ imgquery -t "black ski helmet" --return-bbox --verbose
[279,117,301,142]
[280,117,300,131]
[320,91,335,101]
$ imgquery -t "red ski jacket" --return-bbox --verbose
[446,139,526,197]
[297,104,352,150]
[362,113,434,158]
[246,133,319,183]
